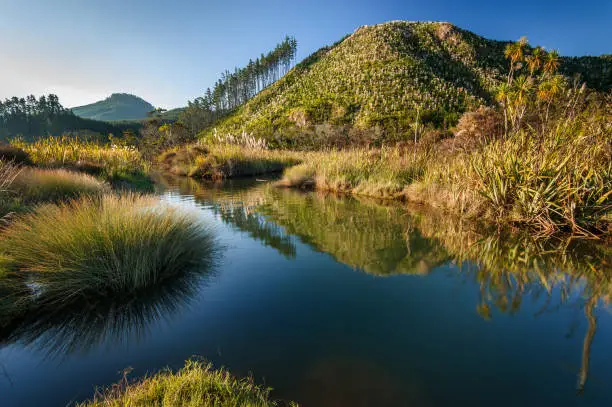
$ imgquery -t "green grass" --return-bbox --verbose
[0,194,215,307]
[10,135,147,178]
[79,359,292,407]
[11,167,109,203]
[159,144,301,179]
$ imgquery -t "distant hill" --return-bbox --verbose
[72,93,155,121]
[206,21,612,145]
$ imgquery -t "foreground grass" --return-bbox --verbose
[11,167,108,203]
[0,194,215,307]
[159,144,301,179]
[79,360,291,407]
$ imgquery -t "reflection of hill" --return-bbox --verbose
[258,189,449,276]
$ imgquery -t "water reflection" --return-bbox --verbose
[163,175,611,393]
[1,250,217,359]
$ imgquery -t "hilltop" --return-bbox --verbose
[72,93,155,121]
[205,21,611,146]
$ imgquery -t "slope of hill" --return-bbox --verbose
[206,21,611,146]
[72,93,155,121]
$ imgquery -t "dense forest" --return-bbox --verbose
[0,94,138,141]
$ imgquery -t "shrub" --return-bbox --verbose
[0,194,216,306]
[78,360,289,407]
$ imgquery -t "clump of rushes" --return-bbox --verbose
[159,144,301,179]
[79,360,292,407]
[0,194,215,306]
[11,168,109,204]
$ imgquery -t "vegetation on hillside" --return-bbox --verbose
[277,35,611,236]
[71,93,155,121]
[202,22,611,147]
[79,360,292,407]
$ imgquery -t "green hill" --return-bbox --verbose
[72,93,155,121]
[205,21,612,146]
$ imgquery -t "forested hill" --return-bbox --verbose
[205,21,612,146]
[72,93,155,121]
[0,94,139,141]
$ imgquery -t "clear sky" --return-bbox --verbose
[0,0,609,109]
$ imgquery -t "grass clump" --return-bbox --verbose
[11,167,108,203]
[79,359,291,407]
[159,144,301,180]
[0,194,215,306]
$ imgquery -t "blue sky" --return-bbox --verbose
[0,0,609,109]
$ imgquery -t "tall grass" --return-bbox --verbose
[10,135,146,177]
[79,360,290,407]
[279,147,429,200]
[11,168,108,203]
[159,144,301,179]
[0,160,21,220]
[0,194,215,307]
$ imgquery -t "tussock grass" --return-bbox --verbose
[159,144,301,179]
[79,360,290,407]
[12,167,108,203]
[10,135,146,177]
[0,194,215,306]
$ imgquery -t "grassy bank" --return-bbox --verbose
[0,194,215,308]
[159,144,300,179]
[79,360,292,407]
[10,136,147,181]
[278,114,611,236]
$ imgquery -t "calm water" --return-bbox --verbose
[1,176,611,407]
